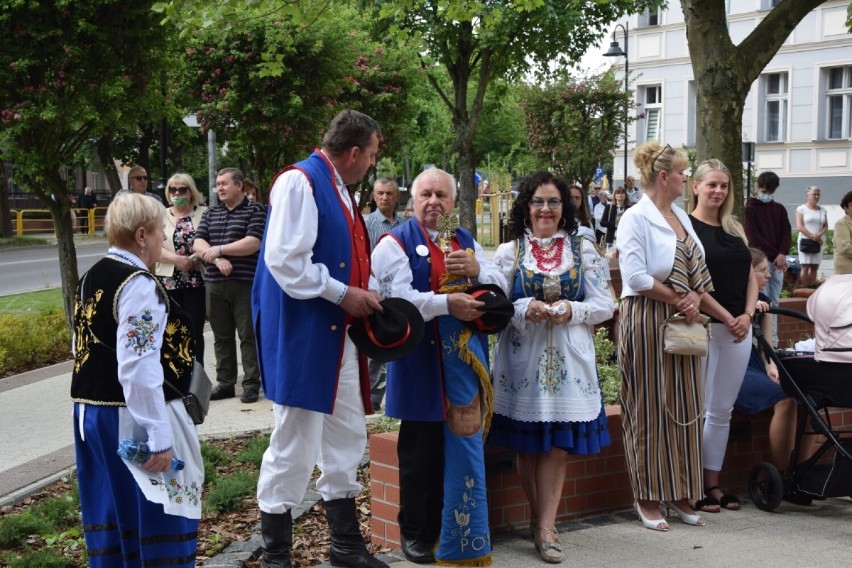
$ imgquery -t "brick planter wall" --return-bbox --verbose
[368,280,851,548]
[368,409,774,548]
[370,404,852,548]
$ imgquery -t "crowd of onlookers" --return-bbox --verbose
[69,116,850,567]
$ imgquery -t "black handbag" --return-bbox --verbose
[165,360,212,425]
[800,237,821,254]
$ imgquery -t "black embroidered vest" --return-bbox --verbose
[70,257,195,405]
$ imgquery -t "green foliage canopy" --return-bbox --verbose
[0,0,172,327]
[522,71,632,189]
[366,0,662,230]
[183,4,425,185]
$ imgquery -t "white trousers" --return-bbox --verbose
[257,335,367,514]
[702,323,752,471]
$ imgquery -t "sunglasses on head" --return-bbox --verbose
[651,143,672,172]
[168,186,190,195]
[131,175,148,181]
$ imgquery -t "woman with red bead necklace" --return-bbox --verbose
[489,171,615,563]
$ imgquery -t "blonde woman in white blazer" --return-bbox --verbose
[155,173,208,362]
[617,142,713,532]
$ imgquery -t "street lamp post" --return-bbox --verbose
[603,22,629,186]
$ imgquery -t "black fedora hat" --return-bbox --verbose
[348,298,425,363]
[464,284,513,334]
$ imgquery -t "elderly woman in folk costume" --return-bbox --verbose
[71,192,203,567]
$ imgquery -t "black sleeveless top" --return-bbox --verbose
[70,257,195,405]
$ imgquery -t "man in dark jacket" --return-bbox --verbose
[745,171,791,345]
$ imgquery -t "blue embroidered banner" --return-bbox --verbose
[435,315,492,566]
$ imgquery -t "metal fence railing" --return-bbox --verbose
[475,191,515,247]
[11,207,108,236]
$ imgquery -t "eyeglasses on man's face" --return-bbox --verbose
[131,175,148,181]
[168,186,190,195]
[530,198,563,209]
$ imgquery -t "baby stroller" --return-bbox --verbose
[747,307,852,511]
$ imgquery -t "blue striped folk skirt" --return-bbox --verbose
[488,401,612,455]
[73,404,198,567]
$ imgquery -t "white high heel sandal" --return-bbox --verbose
[663,501,706,526]
[634,501,669,531]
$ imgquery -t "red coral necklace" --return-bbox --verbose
[529,236,564,271]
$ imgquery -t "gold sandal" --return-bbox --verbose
[535,527,563,564]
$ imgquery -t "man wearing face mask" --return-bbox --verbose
[745,171,791,345]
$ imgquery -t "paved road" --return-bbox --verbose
[0,240,108,296]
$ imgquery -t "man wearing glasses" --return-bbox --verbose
[122,165,164,204]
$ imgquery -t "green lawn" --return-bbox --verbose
[0,289,64,316]
[0,236,49,248]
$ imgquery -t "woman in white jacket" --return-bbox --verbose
[617,142,713,531]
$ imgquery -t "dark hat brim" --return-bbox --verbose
[348,298,425,363]
[464,284,513,334]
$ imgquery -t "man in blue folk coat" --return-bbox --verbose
[252,110,386,568]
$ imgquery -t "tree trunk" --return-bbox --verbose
[137,125,155,193]
[403,154,411,189]
[43,170,80,331]
[97,135,123,194]
[0,157,12,238]
[683,0,831,217]
[455,133,476,233]
[694,84,747,216]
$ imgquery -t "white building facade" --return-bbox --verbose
[611,0,852,217]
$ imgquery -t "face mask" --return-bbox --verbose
[172,196,190,208]
[757,193,773,203]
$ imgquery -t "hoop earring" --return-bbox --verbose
[559,218,566,228]
[524,217,531,228]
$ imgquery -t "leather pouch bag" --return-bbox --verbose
[799,237,820,254]
[165,360,212,425]
[661,312,711,356]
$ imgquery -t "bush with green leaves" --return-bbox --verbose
[594,327,621,406]
[0,310,70,376]
[0,547,75,568]
[235,434,270,468]
[205,471,259,515]
[200,440,232,484]
[0,493,78,548]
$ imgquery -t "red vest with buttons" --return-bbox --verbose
[253,150,372,413]
[346,201,370,325]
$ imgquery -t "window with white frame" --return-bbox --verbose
[641,85,662,142]
[760,0,780,10]
[88,173,101,191]
[826,66,852,140]
[639,8,660,28]
[762,72,788,142]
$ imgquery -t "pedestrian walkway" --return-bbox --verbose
[4,326,852,568]
[1,253,850,567]
[0,326,274,506]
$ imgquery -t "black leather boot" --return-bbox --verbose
[260,510,293,568]
[324,498,389,568]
